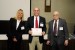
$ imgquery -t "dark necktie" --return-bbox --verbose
[35,17,38,28]
[54,20,57,34]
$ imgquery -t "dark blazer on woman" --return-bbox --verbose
[7,18,28,50]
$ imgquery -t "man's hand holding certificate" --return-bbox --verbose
[31,28,42,36]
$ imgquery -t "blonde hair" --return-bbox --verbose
[14,9,24,20]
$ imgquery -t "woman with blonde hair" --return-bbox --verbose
[7,9,27,50]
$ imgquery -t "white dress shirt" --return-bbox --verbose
[16,20,21,30]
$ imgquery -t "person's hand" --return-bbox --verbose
[13,38,17,42]
[46,40,50,45]
[29,30,32,34]
[64,40,68,46]
[42,32,45,36]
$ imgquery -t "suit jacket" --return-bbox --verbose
[73,26,75,34]
[27,16,46,43]
[7,18,27,41]
[48,18,69,45]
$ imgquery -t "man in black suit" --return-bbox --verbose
[27,7,46,50]
[46,11,69,50]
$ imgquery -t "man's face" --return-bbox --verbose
[53,11,59,20]
[33,8,40,17]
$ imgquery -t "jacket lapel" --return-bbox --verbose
[14,19,17,30]
[51,20,54,32]
[17,20,22,30]
[39,16,41,28]
[32,16,34,28]
[58,18,61,32]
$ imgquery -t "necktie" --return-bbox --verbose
[54,20,57,35]
[35,17,38,28]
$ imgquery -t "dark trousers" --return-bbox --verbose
[7,40,21,50]
[51,36,64,50]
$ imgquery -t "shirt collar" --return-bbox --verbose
[34,16,39,18]
[54,19,59,22]
[34,16,39,19]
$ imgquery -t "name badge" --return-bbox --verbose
[21,26,25,30]
[59,27,63,30]
[40,23,44,27]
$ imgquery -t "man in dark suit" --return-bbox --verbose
[27,7,46,50]
[46,11,69,50]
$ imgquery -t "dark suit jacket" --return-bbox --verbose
[7,18,27,42]
[27,16,46,43]
[48,18,69,45]
[73,26,75,34]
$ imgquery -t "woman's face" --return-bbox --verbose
[17,10,23,19]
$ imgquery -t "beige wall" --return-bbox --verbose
[31,0,75,33]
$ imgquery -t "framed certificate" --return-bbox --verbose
[31,28,42,36]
